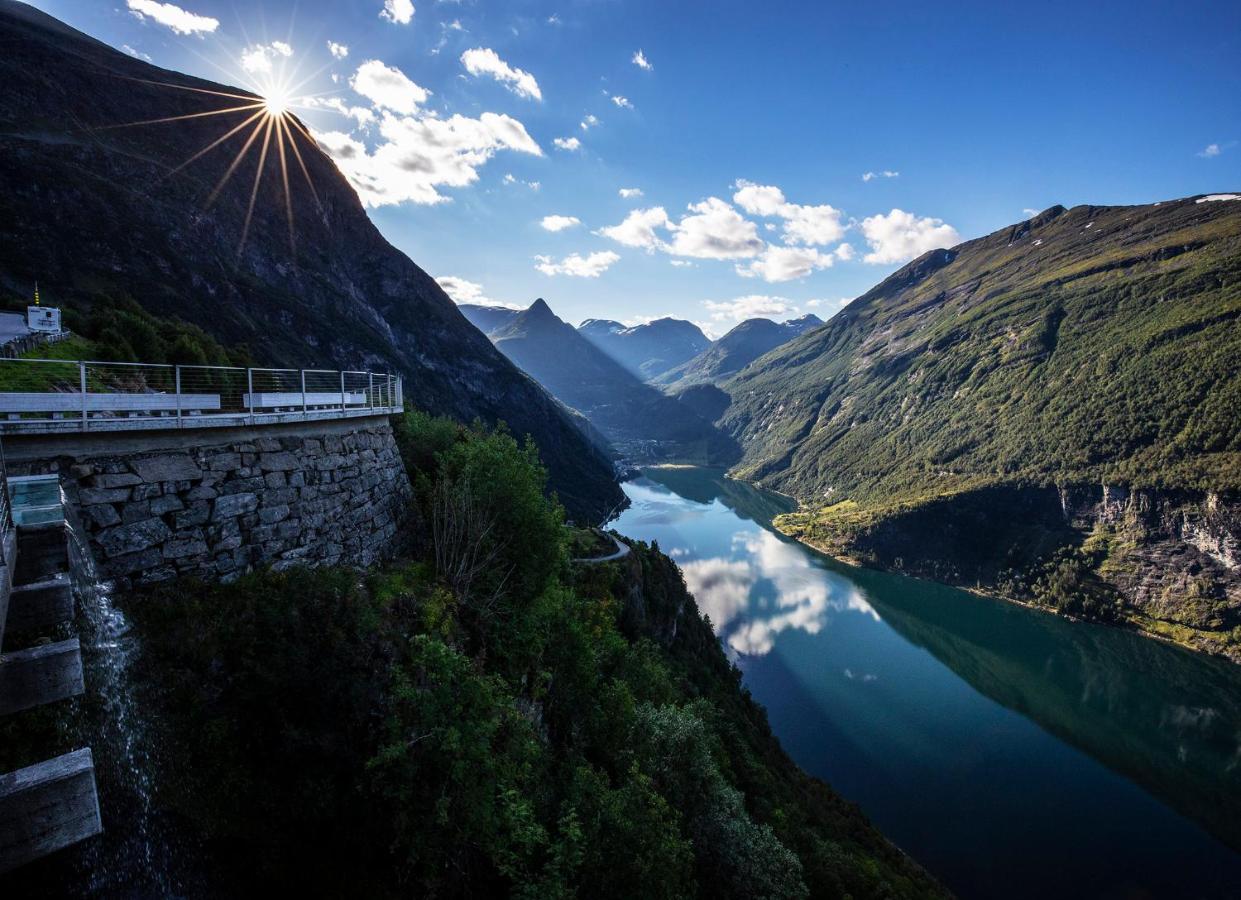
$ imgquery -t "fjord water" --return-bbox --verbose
[611,469,1241,899]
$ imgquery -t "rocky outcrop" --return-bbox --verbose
[779,483,1241,661]
[11,417,413,587]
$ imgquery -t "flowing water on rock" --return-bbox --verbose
[63,501,180,895]
[612,467,1241,900]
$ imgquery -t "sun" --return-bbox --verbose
[262,91,290,118]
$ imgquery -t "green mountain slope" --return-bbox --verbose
[718,197,1241,657]
[0,1,622,522]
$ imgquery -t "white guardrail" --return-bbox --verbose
[0,359,403,433]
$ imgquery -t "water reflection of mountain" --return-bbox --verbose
[854,572,1241,853]
[628,467,1241,855]
[640,467,795,525]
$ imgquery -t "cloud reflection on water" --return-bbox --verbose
[681,529,881,656]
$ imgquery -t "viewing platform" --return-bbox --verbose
[0,359,403,435]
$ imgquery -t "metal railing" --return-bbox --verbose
[0,359,403,433]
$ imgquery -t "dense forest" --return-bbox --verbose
[6,411,942,898]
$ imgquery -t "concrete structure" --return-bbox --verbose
[0,454,101,873]
[0,749,102,875]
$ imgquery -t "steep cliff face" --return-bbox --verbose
[778,484,1241,660]
[0,2,622,522]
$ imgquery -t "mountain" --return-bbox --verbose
[492,300,737,463]
[657,314,823,388]
[579,316,712,380]
[0,1,622,522]
[457,303,522,336]
[717,197,1241,658]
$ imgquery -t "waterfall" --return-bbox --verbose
[62,499,180,895]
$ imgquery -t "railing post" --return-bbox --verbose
[368,372,374,410]
[175,365,182,426]
[301,369,308,418]
[247,368,254,421]
[79,361,87,431]
[340,370,346,413]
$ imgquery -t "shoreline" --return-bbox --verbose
[770,518,1241,667]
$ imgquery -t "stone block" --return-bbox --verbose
[121,501,151,525]
[259,451,299,472]
[83,504,121,528]
[164,537,209,559]
[150,495,184,516]
[213,493,259,520]
[208,453,242,472]
[186,485,218,501]
[97,517,171,558]
[78,486,131,506]
[131,483,163,501]
[174,501,211,529]
[130,454,202,483]
[259,504,290,525]
[88,473,140,489]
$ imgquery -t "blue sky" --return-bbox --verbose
[26,0,1241,335]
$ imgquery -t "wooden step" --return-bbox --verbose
[0,748,102,874]
[0,639,84,716]
[5,574,74,635]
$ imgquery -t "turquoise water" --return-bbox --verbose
[612,468,1241,899]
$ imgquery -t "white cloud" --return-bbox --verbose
[126,0,218,35]
[667,197,764,258]
[540,215,581,232]
[618,187,643,199]
[669,259,694,268]
[834,243,855,261]
[534,251,620,278]
[732,180,846,246]
[327,41,349,59]
[806,297,852,311]
[736,245,835,282]
[598,206,670,250]
[240,41,293,74]
[1199,143,1221,158]
[436,275,492,304]
[599,197,762,259]
[632,49,652,70]
[860,209,960,264]
[122,44,152,61]
[315,101,541,206]
[547,14,562,25]
[380,0,414,25]
[503,173,541,190]
[611,95,634,109]
[861,170,899,182]
[553,136,581,151]
[301,95,374,127]
[461,48,542,101]
[350,59,429,113]
[703,295,796,324]
[580,114,599,131]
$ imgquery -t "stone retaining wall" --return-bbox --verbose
[8,416,412,587]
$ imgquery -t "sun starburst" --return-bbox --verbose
[103,52,336,258]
